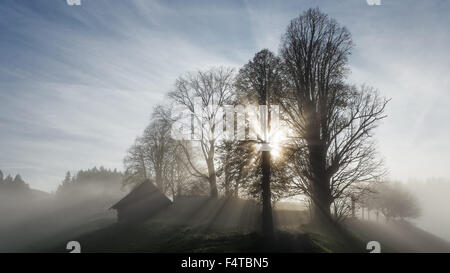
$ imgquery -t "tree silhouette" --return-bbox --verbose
[234,49,287,238]
[169,67,235,198]
[56,167,122,200]
[278,8,388,223]
[124,105,189,197]
[369,182,421,221]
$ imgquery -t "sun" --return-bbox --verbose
[246,106,288,160]
[268,126,287,159]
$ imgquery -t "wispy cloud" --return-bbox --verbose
[0,0,449,191]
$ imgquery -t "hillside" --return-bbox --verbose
[345,219,450,253]
[0,168,125,252]
[2,180,449,253]
[42,219,450,253]
[37,200,450,253]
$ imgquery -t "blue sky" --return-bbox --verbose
[1,0,450,192]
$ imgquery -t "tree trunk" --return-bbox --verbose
[351,197,356,218]
[207,143,218,198]
[306,110,333,224]
[155,170,163,191]
[224,158,231,196]
[308,200,313,221]
[208,172,218,198]
[311,183,332,224]
[309,154,332,223]
[261,150,274,239]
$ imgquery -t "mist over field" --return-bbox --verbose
[1,172,450,252]
[408,179,450,241]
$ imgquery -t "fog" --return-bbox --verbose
[0,169,125,252]
[0,185,307,252]
[407,179,450,242]
[1,175,450,252]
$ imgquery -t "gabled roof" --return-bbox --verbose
[110,179,169,210]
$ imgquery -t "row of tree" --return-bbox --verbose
[357,182,421,221]
[0,170,29,191]
[123,8,389,224]
[56,167,123,201]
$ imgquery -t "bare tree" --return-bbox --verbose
[235,49,282,106]
[278,8,388,222]
[331,181,379,222]
[164,143,191,199]
[143,106,174,192]
[123,105,177,194]
[169,67,235,198]
[216,140,252,197]
[123,137,148,187]
[234,49,288,238]
[368,182,421,221]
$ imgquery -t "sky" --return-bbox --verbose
[0,0,449,192]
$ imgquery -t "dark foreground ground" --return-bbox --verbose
[3,197,449,253]
[41,217,450,253]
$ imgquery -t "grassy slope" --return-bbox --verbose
[39,209,450,253]
[45,220,329,253]
[344,219,450,253]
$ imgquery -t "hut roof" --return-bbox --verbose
[110,179,170,210]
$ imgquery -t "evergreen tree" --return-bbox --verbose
[13,174,29,189]
[64,171,71,184]
[4,175,13,184]
[56,167,123,198]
